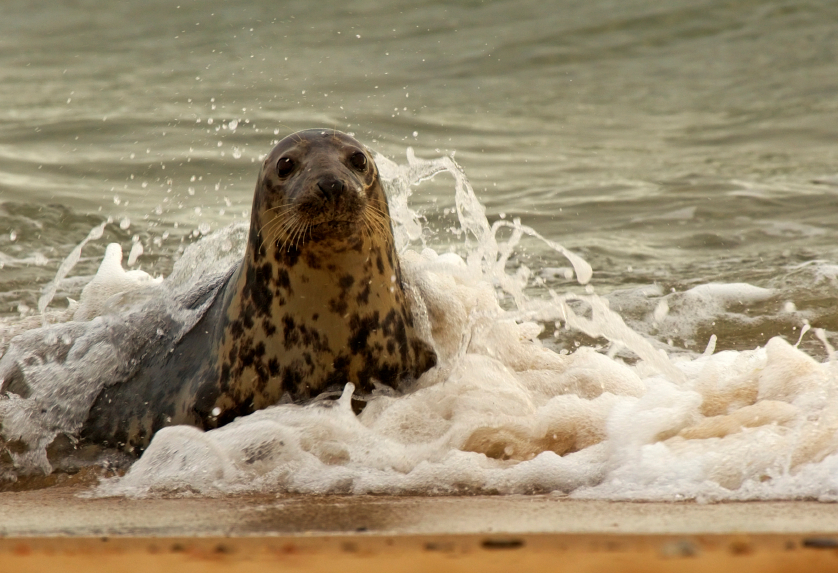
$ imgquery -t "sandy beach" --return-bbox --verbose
[1,486,838,571]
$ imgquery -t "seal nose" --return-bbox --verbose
[317,177,346,201]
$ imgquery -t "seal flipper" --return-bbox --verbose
[79,263,240,454]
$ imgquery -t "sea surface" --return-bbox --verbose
[1,0,838,500]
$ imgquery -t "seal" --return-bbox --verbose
[80,129,437,454]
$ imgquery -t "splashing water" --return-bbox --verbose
[1,150,838,502]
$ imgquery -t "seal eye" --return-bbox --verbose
[276,157,295,178]
[349,151,367,172]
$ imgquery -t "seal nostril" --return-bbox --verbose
[317,177,346,201]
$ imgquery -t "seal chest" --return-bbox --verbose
[201,129,437,426]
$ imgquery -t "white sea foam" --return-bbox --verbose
[2,150,838,501]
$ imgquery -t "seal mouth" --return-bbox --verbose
[260,200,391,252]
[259,209,371,252]
[308,219,362,242]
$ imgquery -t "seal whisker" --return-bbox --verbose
[258,217,290,242]
[366,208,389,226]
[296,221,310,249]
[364,203,391,223]
[364,213,377,243]
[365,212,386,235]
[288,218,307,251]
[364,209,390,238]
[360,212,373,244]
[275,214,300,238]
[276,218,299,252]
[260,212,300,241]
[365,220,386,246]
[258,208,298,233]
[366,204,386,217]
[364,200,388,217]
[264,213,302,252]
[269,217,293,245]
[295,219,308,247]
[263,204,298,214]
[304,221,312,245]
[259,216,298,252]
[298,222,310,249]
[362,213,383,238]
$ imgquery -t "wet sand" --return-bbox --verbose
[1,486,838,571]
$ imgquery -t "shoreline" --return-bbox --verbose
[3,486,838,537]
[1,486,837,571]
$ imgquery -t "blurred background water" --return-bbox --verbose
[1,0,837,354]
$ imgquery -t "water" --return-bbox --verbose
[1,0,838,500]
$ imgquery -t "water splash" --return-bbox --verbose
[36,221,107,321]
[378,149,592,286]
[1,150,837,502]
